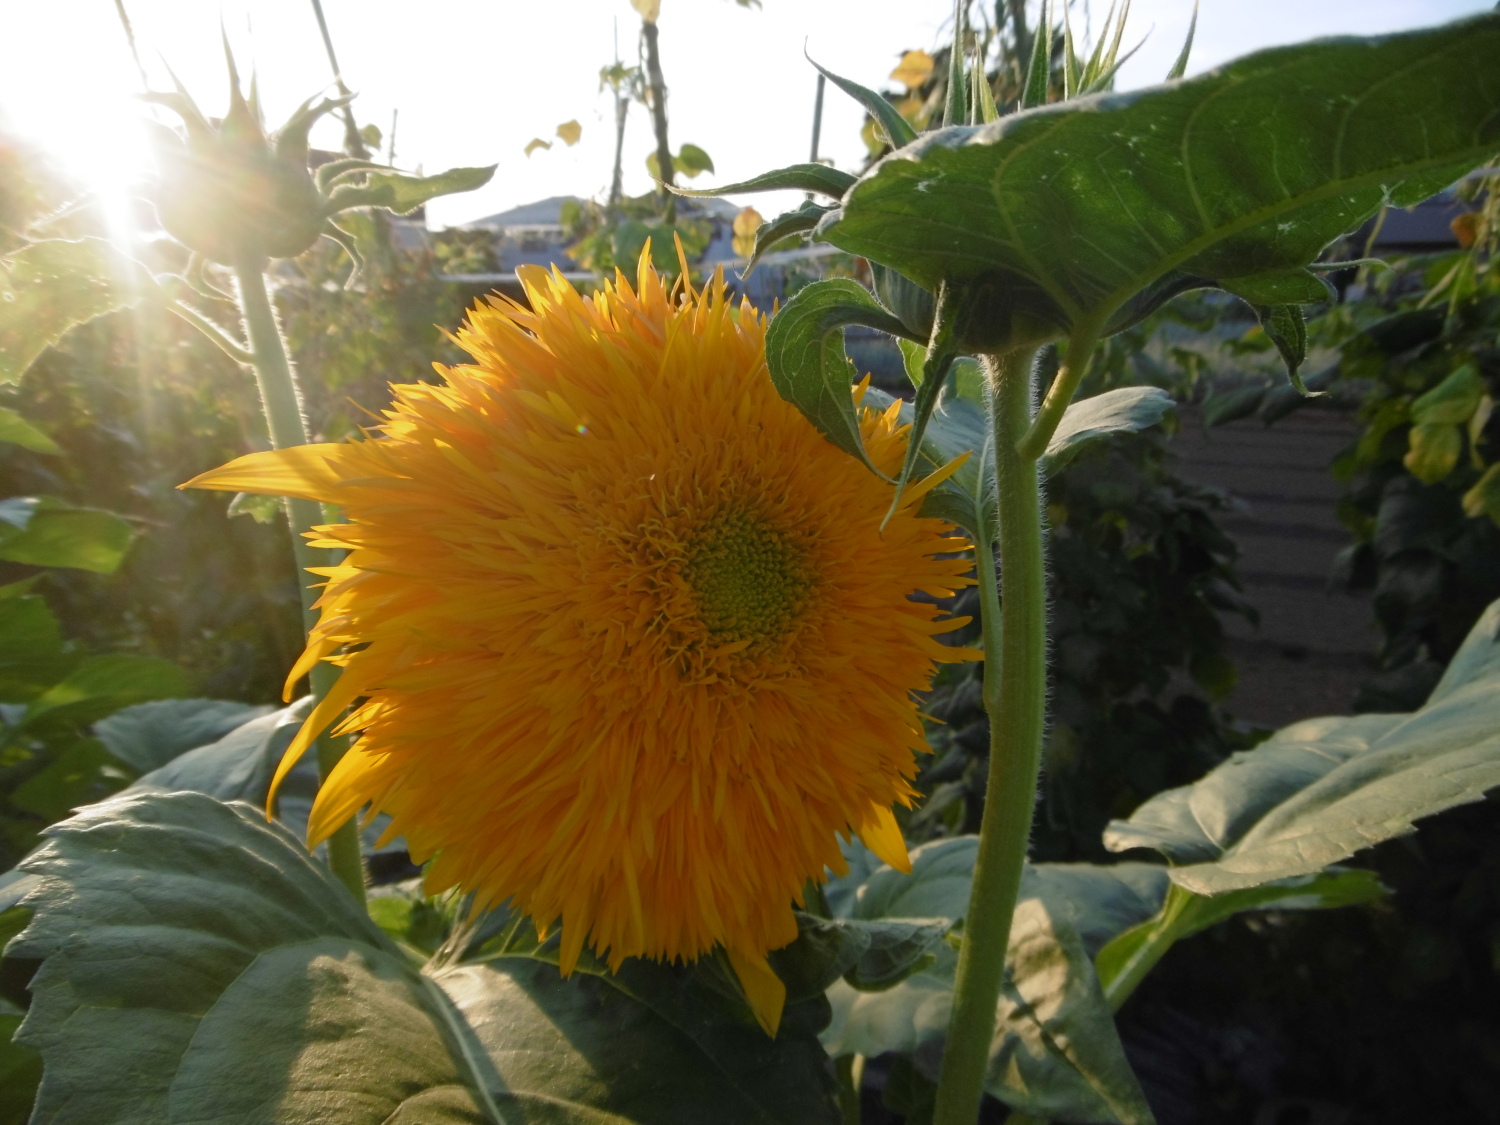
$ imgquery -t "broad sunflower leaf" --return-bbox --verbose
[95,698,274,775]
[820,837,1159,1125]
[763,279,916,475]
[1104,597,1500,895]
[820,14,1500,351]
[0,238,155,384]
[805,55,918,149]
[0,498,134,574]
[1038,386,1176,475]
[863,383,989,534]
[15,654,188,734]
[10,792,844,1125]
[0,994,42,1125]
[0,593,72,702]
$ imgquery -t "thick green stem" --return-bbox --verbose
[933,348,1047,1125]
[234,256,366,907]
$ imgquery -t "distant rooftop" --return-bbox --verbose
[463,193,742,231]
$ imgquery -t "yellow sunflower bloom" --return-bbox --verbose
[185,251,976,1035]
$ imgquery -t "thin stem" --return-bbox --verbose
[933,348,1047,1125]
[234,255,367,907]
[1016,317,1105,461]
[640,18,676,222]
[166,300,255,366]
[836,1054,864,1125]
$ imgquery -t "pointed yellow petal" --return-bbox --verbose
[180,444,359,502]
[727,948,786,1037]
[265,667,363,818]
[855,802,912,874]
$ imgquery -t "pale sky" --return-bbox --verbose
[1,0,1492,230]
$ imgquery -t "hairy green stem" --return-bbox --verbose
[933,348,1047,1125]
[234,256,366,907]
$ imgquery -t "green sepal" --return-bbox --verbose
[1251,303,1318,395]
[805,53,919,149]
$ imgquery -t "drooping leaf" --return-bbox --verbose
[1218,267,1332,306]
[0,239,155,384]
[1104,597,1500,895]
[0,498,134,574]
[1411,362,1485,425]
[762,279,915,474]
[1252,303,1316,392]
[820,837,1158,1125]
[674,143,715,177]
[672,163,856,201]
[891,50,936,90]
[0,407,60,454]
[821,15,1500,352]
[93,698,272,775]
[1038,386,1175,475]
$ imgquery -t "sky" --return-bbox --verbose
[1,0,1493,231]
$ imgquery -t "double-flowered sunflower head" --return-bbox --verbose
[189,251,975,1033]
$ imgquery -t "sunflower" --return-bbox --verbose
[186,250,976,1034]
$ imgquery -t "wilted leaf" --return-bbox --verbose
[524,137,552,156]
[891,50,936,90]
[1104,597,1500,895]
[1463,463,1500,524]
[556,119,582,146]
[631,0,661,22]
[1403,421,1462,483]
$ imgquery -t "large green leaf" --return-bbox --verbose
[820,14,1500,350]
[863,384,990,534]
[9,793,487,1125]
[94,698,272,775]
[1104,597,1500,895]
[0,996,42,1125]
[0,239,155,384]
[10,792,841,1125]
[0,497,134,574]
[820,837,1158,1125]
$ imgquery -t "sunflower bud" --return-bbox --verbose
[145,65,341,265]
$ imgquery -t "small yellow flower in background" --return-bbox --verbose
[186,249,975,1035]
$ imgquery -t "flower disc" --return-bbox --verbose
[187,255,975,1032]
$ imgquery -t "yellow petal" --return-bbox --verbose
[855,802,912,874]
[181,444,358,503]
[727,948,786,1037]
[265,666,363,818]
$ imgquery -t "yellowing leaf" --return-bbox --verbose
[733,207,764,239]
[556,120,582,146]
[1404,421,1462,484]
[890,49,935,90]
[631,0,661,23]
[524,138,551,157]
[1470,394,1494,468]
[1463,464,1500,524]
[1412,363,1484,426]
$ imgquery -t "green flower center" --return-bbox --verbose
[684,511,811,646]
